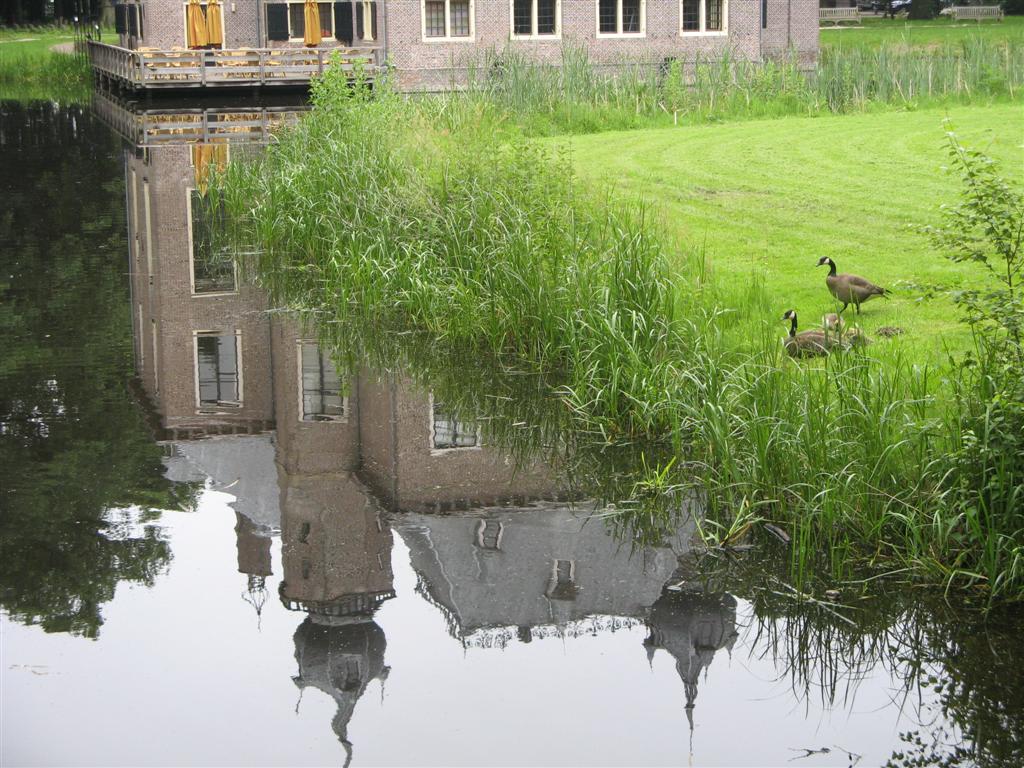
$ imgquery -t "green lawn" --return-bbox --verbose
[821,14,1024,51]
[562,103,1024,361]
[0,25,95,102]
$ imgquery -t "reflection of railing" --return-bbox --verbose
[279,586,396,618]
[87,41,376,89]
[92,89,309,146]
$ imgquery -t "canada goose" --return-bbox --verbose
[817,257,887,314]
[782,309,834,358]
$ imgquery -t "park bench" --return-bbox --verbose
[819,7,863,26]
[950,5,1004,21]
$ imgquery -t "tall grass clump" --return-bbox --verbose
[220,66,684,442]
[453,39,1022,134]
[218,64,1024,603]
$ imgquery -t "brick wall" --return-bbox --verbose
[122,0,817,87]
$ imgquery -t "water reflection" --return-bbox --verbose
[3,92,1021,766]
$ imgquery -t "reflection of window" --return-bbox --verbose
[597,0,643,35]
[195,332,241,407]
[546,559,578,601]
[431,401,478,449]
[423,0,473,39]
[512,0,559,37]
[544,561,577,602]
[299,341,345,421]
[681,0,725,33]
[333,658,362,692]
[475,520,504,550]
[189,189,236,295]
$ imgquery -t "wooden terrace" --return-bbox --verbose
[87,40,377,90]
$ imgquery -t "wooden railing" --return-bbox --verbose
[92,89,310,146]
[87,40,377,89]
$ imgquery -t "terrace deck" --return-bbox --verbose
[87,40,377,90]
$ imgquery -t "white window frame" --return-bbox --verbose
[428,394,482,453]
[595,0,645,38]
[263,0,336,43]
[296,339,349,423]
[181,1,228,48]
[679,0,727,36]
[421,0,475,42]
[186,187,238,298]
[509,0,561,40]
[193,330,244,412]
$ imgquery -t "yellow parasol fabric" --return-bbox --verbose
[186,0,208,49]
[303,0,322,47]
[205,0,224,48]
[193,144,228,194]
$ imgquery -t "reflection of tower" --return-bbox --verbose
[292,617,388,767]
[235,511,272,622]
[644,586,738,737]
[278,471,394,762]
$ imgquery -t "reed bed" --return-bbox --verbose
[458,39,1023,134]
[218,63,1022,603]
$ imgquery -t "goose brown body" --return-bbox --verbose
[782,310,835,358]
[817,257,886,313]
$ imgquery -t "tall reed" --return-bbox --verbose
[218,65,1024,603]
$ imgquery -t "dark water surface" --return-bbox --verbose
[1,98,1022,768]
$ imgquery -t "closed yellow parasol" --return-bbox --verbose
[186,0,208,48]
[205,0,224,48]
[303,0,322,47]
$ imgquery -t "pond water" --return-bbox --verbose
[1,96,1022,768]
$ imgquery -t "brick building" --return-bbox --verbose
[107,0,817,90]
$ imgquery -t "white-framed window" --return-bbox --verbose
[422,0,474,41]
[194,330,242,409]
[680,0,726,34]
[430,397,480,450]
[265,1,377,43]
[596,0,644,36]
[181,1,224,48]
[297,340,347,421]
[510,0,559,38]
[186,188,237,296]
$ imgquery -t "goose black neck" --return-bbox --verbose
[789,314,797,337]
[826,260,837,277]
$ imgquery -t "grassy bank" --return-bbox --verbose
[217,66,1023,603]
[0,26,90,102]
[562,104,1024,362]
[821,15,1024,51]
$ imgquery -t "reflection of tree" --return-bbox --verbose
[688,553,1024,768]
[0,102,192,638]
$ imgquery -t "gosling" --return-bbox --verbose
[782,309,835,358]
[817,257,887,314]
[822,313,871,347]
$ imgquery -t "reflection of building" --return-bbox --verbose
[644,585,738,732]
[397,506,693,646]
[292,617,388,767]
